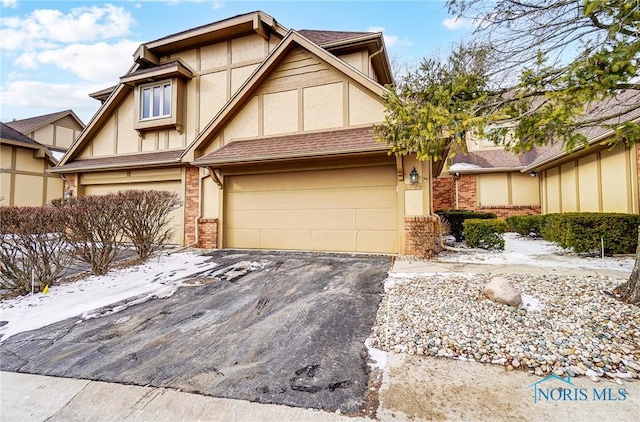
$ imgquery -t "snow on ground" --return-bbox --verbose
[0,252,214,342]
[436,232,635,272]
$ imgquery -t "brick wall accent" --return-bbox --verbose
[184,166,219,248]
[477,205,541,219]
[457,174,477,210]
[637,144,640,213]
[404,215,440,257]
[63,173,77,198]
[433,176,455,211]
[198,218,218,249]
[184,166,200,246]
[432,173,542,218]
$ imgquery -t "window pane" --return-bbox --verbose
[142,88,150,119]
[153,86,161,117]
[163,84,171,116]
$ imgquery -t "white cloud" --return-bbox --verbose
[442,17,477,30]
[15,40,140,83]
[0,80,104,112]
[2,0,17,8]
[0,4,134,50]
[367,26,413,48]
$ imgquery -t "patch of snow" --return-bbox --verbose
[521,293,543,312]
[365,338,387,369]
[0,252,214,342]
[437,233,634,273]
[51,151,65,161]
[449,163,483,171]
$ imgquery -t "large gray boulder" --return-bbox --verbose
[484,276,522,306]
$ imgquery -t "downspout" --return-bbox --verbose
[455,173,460,209]
[368,44,384,80]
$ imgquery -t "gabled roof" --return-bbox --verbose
[297,29,374,45]
[5,110,84,135]
[184,30,389,159]
[0,122,57,165]
[449,146,554,174]
[193,127,386,166]
[523,91,640,172]
[50,150,183,173]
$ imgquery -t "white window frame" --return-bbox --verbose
[139,80,172,121]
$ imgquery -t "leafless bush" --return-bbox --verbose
[117,190,182,260]
[55,195,125,276]
[0,206,73,295]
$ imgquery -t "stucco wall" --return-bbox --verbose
[541,146,637,214]
[29,115,83,151]
[0,144,63,206]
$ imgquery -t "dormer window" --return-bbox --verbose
[120,60,194,134]
[141,81,172,120]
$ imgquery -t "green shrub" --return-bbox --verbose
[436,209,497,242]
[540,213,640,255]
[506,215,546,236]
[463,218,508,250]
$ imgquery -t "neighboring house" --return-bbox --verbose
[0,122,64,206]
[433,93,640,218]
[5,110,85,160]
[52,11,434,254]
[523,93,640,214]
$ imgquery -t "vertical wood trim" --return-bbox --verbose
[507,173,513,205]
[574,159,581,212]
[52,123,58,148]
[557,166,563,213]
[397,158,406,254]
[298,88,304,132]
[596,152,603,212]
[631,145,639,213]
[343,81,349,127]
[226,41,232,99]
[258,94,264,136]
[9,147,16,206]
[542,171,548,214]
[625,147,633,213]
[41,161,48,205]
[113,109,118,154]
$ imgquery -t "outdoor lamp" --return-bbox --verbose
[530,171,538,178]
[64,190,73,200]
[409,167,419,184]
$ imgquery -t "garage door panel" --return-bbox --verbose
[228,187,396,211]
[356,208,397,230]
[225,166,398,253]
[311,230,357,252]
[356,230,397,253]
[226,210,270,229]
[226,229,260,248]
[260,229,312,250]
[271,209,355,230]
[227,166,396,192]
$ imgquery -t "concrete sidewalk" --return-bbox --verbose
[0,371,364,422]
[391,259,631,279]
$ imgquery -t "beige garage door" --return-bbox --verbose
[225,166,398,253]
[84,181,184,245]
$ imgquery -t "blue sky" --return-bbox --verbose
[0,0,476,125]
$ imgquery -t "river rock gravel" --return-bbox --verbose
[369,272,640,380]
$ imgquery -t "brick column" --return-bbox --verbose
[198,218,218,249]
[184,166,199,246]
[64,174,78,198]
[457,174,477,210]
[404,215,439,257]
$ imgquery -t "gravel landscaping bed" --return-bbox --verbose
[369,272,640,380]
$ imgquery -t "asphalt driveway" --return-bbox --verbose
[0,251,389,413]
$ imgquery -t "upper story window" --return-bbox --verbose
[141,81,171,120]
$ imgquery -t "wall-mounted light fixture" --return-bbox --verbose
[530,171,538,178]
[409,167,419,184]
[454,172,460,180]
[64,190,73,200]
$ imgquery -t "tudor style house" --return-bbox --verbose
[5,110,85,159]
[53,11,434,254]
[0,122,64,206]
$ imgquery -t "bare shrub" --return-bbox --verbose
[56,195,125,276]
[117,190,182,260]
[0,206,73,295]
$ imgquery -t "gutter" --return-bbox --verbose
[448,166,525,175]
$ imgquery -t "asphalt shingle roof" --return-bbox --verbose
[5,110,76,134]
[194,127,386,165]
[297,29,374,45]
[0,122,42,147]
